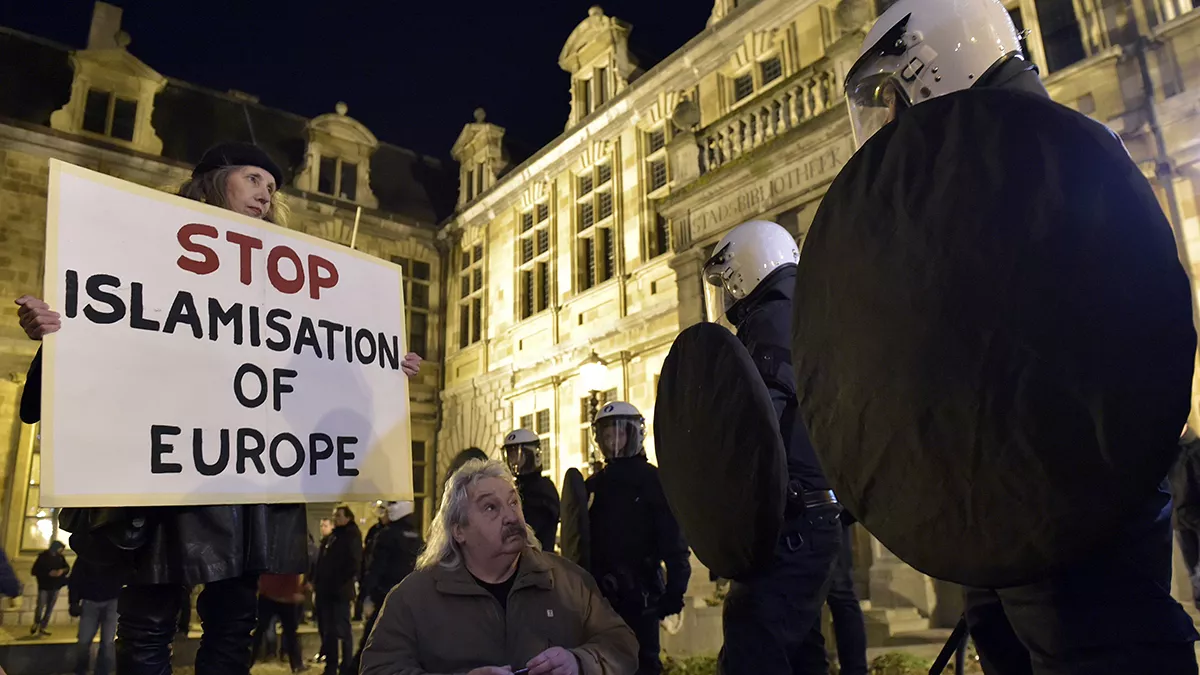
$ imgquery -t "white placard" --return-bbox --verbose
[41,160,412,507]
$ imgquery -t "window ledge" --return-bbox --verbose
[516,308,554,325]
[450,340,487,359]
[571,277,620,303]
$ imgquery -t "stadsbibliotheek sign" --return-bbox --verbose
[687,136,853,242]
[40,160,413,507]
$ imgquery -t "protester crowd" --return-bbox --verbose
[12,1,1200,674]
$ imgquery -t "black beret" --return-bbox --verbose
[193,142,284,188]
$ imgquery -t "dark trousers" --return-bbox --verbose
[253,597,302,671]
[351,599,382,675]
[178,586,193,633]
[622,611,663,675]
[1178,527,1200,609]
[825,522,867,675]
[965,489,1199,675]
[718,505,841,675]
[316,595,353,675]
[116,575,259,675]
[75,598,118,675]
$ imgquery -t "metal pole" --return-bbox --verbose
[928,615,968,675]
[954,632,967,675]
[349,205,363,251]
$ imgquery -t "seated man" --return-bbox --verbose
[360,460,636,675]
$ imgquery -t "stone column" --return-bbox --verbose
[668,247,709,331]
[862,536,935,641]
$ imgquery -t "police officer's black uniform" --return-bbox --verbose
[588,454,691,675]
[721,265,842,675]
[517,472,561,553]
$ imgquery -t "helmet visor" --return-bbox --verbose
[844,12,913,148]
[505,445,538,475]
[845,62,910,148]
[593,418,642,460]
[701,243,738,327]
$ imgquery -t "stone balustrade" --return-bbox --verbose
[699,64,842,175]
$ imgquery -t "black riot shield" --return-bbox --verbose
[655,322,788,580]
[559,468,591,570]
[794,87,1196,589]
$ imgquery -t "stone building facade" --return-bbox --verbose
[0,3,454,627]
[438,0,1200,647]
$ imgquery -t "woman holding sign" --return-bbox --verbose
[15,142,423,675]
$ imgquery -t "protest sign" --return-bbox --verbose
[40,159,412,507]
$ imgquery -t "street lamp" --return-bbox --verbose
[578,351,608,475]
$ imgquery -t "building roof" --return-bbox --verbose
[0,26,457,224]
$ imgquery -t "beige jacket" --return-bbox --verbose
[360,547,637,675]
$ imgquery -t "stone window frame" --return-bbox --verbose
[578,388,619,464]
[574,159,618,292]
[457,242,486,350]
[760,55,784,86]
[81,88,139,141]
[724,30,788,115]
[50,47,167,156]
[299,104,380,209]
[641,123,673,260]
[390,256,433,359]
[517,201,554,321]
[317,155,360,202]
[574,63,613,122]
[517,407,555,477]
[412,439,431,531]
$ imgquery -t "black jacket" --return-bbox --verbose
[32,549,70,591]
[68,557,123,604]
[586,456,691,617]
[22,348,311,586]
[517,473,561,553]
[361,515,423,604]
[316,522,362,601]
[732,266,830,493]
[362,520,386,579]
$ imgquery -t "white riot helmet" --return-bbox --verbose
[502,428,543,476]
[845,0,1023,147]
[593,401,646,460]
[702,220,799,324]
[385,501,414,522]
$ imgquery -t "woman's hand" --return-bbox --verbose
[15,296,60,340]
[402,352,423,378]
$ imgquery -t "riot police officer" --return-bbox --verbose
[702,220,842,674]
[503,429,561,552]
[586,402,691,675]
[806,0,1200,672]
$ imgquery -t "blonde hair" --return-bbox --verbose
[177,165,290,226]
[417,459,540,571]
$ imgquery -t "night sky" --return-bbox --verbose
[0,0,709,160]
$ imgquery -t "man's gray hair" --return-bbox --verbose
[417,458,540,571]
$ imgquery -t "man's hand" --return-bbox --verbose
[49,569,65,577]
[466,667,512,675]
[527,647,579,675]
[657,594,685,619]
[402,352,423,377]
[15,296,60,340]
